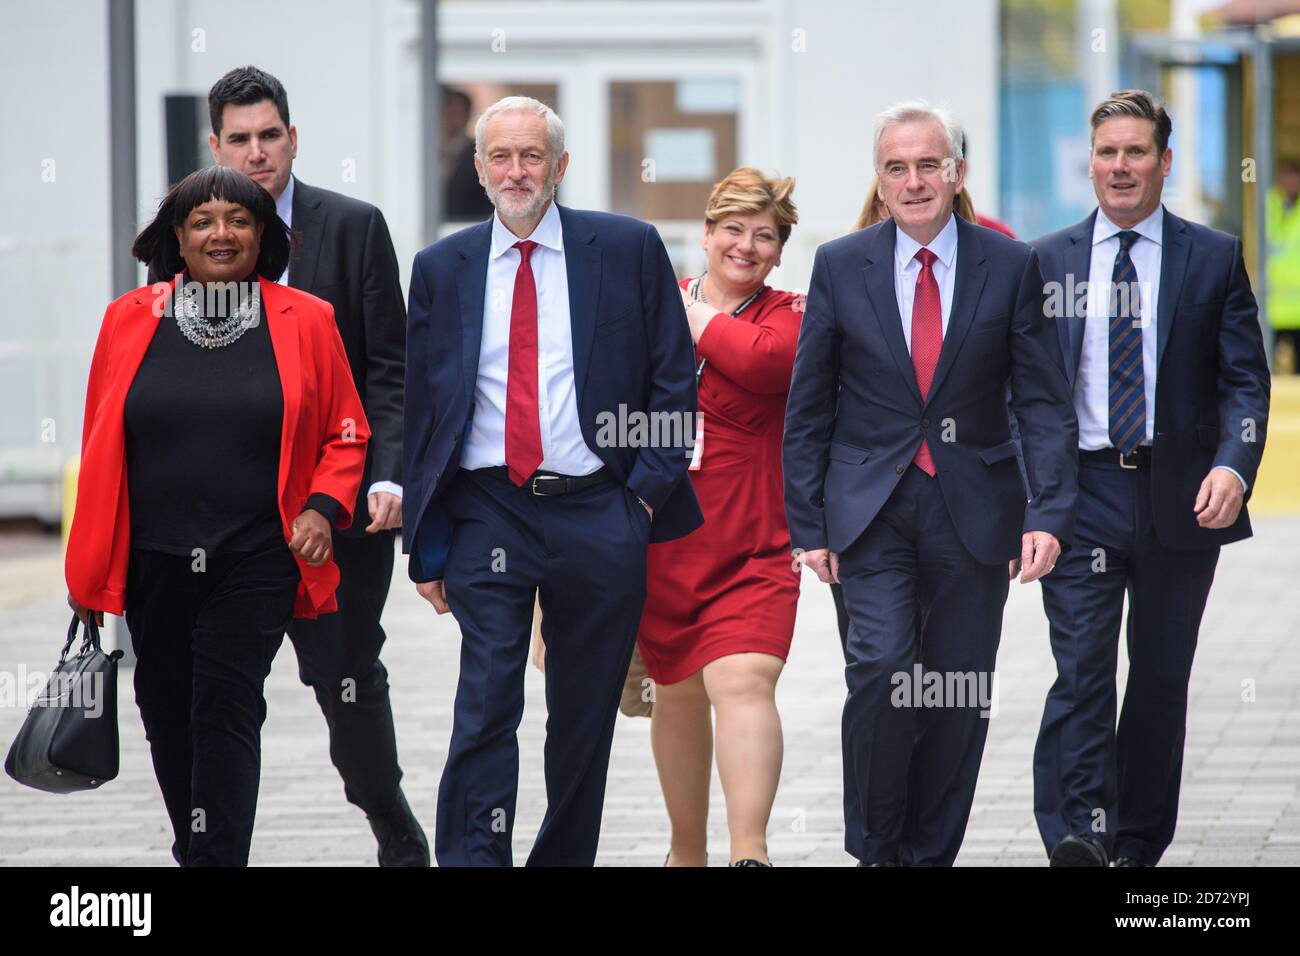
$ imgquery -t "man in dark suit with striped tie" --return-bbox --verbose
[1030,90,1271,867]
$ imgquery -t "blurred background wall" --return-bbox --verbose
[1,0,1296,526]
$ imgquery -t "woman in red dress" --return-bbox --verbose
[637,167,801,866]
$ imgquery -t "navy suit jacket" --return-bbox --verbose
[1032,207,1270,549]
[783,216,1078,566]
[402,204,703,582]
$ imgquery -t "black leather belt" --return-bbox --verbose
[528,468,611,496]
[1080,446,1150,469]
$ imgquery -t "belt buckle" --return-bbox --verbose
[531,475,557,496]
[1118,450,1138,470]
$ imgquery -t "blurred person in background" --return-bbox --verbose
[443,86,496,222]
[1266,156,1300,373]
[67,165,369,866]
[637,168,802,867]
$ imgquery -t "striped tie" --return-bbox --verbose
[1108,230,1146,455]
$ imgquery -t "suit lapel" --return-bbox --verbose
[1062,211,1096,388]
[1156,206,1190,374]
[456,222,493,409]
[262,278,301,502]
[289,177,325,292]
[112,284,169,403]
[558,205,601,407]
[861,220,922,406]
[926,216,987,406]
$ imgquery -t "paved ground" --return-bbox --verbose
[2,518,1298,866]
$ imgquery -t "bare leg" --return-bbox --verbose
[649,669,712,866]
[703,653,785,865]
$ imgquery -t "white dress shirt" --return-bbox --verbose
[274,175,401,501]
[1077,206,1161,451]
[893,213,959,352]
[462,200,604,476]
[1077,205,1244,490]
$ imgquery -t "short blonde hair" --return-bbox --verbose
[704,167,798,246]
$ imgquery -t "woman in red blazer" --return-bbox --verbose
[65,166,369,866]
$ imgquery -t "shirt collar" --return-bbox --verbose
[1093,204,1163,248]
[491,198,563,259]
[275,175,295,229]
[895,212,958,271]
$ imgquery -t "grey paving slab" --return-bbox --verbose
[1,518,1298,866]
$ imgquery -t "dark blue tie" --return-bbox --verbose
[1108,229,1146,454]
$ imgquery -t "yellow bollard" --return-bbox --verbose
[1249,378,1300,514]
[61,456,78,558]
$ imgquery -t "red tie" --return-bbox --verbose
[910,247,942,477]
[505,239,544,486]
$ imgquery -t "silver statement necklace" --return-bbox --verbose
[174,281,260,350]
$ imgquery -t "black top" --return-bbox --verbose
[124,277,342,556]
[145,179,408,541]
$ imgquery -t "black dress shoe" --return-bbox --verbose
[1049,833,1109,867]
[857,860,899,867]
[1112,856,1151,867]
[367,790,430,867]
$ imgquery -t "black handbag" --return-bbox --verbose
[5,613,123,793]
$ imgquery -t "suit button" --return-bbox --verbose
[895,464,905,475]
[435,471,442,481]
[452,430,460,441]
[921,418,930,429]
[813,496,824,507]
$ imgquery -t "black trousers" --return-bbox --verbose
[1035,460,1219,864]
[436,468,648,866]
[837,466,1009,866]
[124,544,298,866]
[284,528,403,818]
[829,582,863,860]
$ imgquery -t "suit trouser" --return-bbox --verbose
[831,582,862,861]
[435,467,649,866]
[838,465,1009,866]
[125,544,298,866]
[1035,459,1219,864]
[285,528,404,818]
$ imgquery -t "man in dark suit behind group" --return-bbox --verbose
[1030,90,1270,867]
[205,66,427,865]
[783,100,1078,866]
[403,95,701,866]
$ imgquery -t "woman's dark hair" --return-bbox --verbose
[131,165,292,280]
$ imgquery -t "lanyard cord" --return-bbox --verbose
[693,275,763,382]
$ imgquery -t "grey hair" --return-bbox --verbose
[872,100,964,172]
[474,95,565,163]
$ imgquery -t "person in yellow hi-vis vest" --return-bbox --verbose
[1267,158,1300,374]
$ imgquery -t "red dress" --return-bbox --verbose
[636,282,803,684]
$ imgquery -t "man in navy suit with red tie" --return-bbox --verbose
[1031,91,1270,867]
[784,101,1078,866]
[403,96,702,866]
